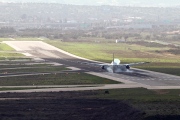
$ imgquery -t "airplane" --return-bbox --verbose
[83,54,149,73]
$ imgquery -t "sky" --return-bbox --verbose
[0,0,180,7]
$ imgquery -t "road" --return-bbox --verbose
[2,41,180,92]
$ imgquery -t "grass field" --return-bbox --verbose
[0,73,119,86]
[45,40,180,76]
[0,37,47,41]
[0,88,179,119]
[136,63,180,76]
[0,42,25,59]
[0,53,24,58]
[13,37,48,41]
[0,86,96,91]
[0,66,68,73]
[0,38,11,42]
[0,43,15,51]
[0,64,54,69]
[45,40,179,63]
[0,59,120,86]
[0,38,179,120]
[1,37,179,75]
[0,60,119,86]
[88,88,180,119]
[0,87,49,91]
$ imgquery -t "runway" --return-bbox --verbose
[3,41,180,90]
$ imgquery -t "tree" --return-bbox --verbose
[124,35,129,41]
[145,35,151,40]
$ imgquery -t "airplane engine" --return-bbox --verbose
[126,65,130,69]
[101,66,105,69]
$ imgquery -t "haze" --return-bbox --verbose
[1,0,180,7]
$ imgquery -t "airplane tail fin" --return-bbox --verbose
[111,53,120,73]
[113,53,114,73]
[111,53,120,65]
[113,53,114,64]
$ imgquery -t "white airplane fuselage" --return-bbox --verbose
[101,64,130,73]
[94,56,148,73]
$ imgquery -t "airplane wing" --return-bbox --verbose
[78,61,110,67]
[80,61,149,66]
[124,62,150,66]
[81,62,108,66]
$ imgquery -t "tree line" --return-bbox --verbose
[0,27,179,43]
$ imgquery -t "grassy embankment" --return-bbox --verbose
[89,88,180,119]
[46,39,180,76]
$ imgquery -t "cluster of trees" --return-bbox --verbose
[18,28,143,41]
[167,48,180,55]
[0,27,16,37]
[0,27,179,44]
[18,29,85,40]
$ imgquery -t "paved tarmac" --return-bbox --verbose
[3,41,180,91]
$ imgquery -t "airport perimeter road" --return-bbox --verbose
[3,41,180,89]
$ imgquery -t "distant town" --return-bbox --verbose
[0,3,180,30]
[0,2,180,49]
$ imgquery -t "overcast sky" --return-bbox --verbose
[0,0,180,7]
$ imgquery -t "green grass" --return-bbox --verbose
[0,66,68,73]
[12,37,47,41]
[45,40,180,76]
[0,43,15,51]
[0,38,11,42]
[136,67,180,76]
[0,58,31,61]
[0,86,97,91]
[0,53,24,57]
[1,38,179,76]
[0,73,120,86]
[0,43,24,58]
[0,64,56,68]
[45,40,180,63]
[0,37,42,41]
[135,63,180,76]
[0,87,46,91]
